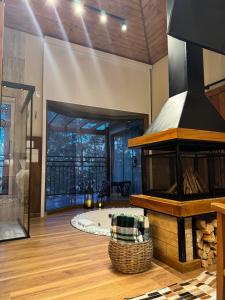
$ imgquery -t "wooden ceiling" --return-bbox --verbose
[4,0,168,64]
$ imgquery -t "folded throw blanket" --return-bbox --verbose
[111,214,150,243]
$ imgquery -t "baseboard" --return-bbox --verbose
[30,212,41,218]
[154,253,202,273]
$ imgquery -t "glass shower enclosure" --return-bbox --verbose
[0,81,34,242]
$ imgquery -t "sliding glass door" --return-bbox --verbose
[111,126,142,197]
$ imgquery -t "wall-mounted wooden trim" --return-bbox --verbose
[211,202,225,300]
[128,128,225,148]
[130,194,225,217]
[153,253,201,273]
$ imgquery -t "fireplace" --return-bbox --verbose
[142,143,225,201]
[128,0,225,272]
[129,129,225,271]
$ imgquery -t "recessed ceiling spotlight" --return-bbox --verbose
[100,10,107,24]
[74,0,85,16]
[121,22,127,32]
[46,0,57,6]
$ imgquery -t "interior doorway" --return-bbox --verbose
[46,102,146,212]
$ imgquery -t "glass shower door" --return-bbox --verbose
[0,82,34,242]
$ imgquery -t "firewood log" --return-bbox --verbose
[196,219,206,230]
[197,240,203,249]
[202,259,208,268]
[212,219,217,228]
[167,183,177,193]
[201,251,208,260]
[196,173,207,192]
[196,230,203,242]
[202,223,214,234]
[203,243,210,254]
[208,250,215,259]
[185,169,199,193]
[210,242,217,250]
[197,249,203,258]
[208,258,213,265]
[203,232,216,243]
[195,172,204,193]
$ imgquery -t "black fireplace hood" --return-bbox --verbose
[145,0,225,135]
[145,91,225,135]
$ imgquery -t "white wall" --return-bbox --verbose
[3,28,43,137]
[24,34,43,136]
[43,37,151,114]
[204,50,225,85]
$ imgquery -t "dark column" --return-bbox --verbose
[177,217,186,262]
[167,0,204,98]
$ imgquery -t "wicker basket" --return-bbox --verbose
[108,238,153,274]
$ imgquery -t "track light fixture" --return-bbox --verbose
[73,0,85,16]
[46,0,57,6]
[121,22,128,32]
[100,10,107,24]
[46,0,128,31]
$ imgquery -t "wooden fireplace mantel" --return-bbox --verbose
[128,128,225,148]
[130,194,225,217]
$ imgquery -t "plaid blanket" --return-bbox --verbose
[111,214,150,243]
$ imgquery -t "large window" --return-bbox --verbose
[47,131,107,197]
[46,109,144,211]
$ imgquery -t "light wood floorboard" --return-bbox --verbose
[0,209,214,300]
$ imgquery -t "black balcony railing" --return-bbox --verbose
[46,155,107,196]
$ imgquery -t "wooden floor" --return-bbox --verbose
[0,209,213,300]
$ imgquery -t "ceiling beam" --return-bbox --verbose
[139,0,151,64]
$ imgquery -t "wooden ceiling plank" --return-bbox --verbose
[4,0,169,64]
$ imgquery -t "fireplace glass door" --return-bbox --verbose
[142,147,225,200]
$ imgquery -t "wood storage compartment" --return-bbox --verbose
[195,217,217,268]
[146,210,220,272]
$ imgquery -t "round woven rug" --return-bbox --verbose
[71,207,144,236]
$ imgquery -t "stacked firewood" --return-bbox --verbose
[167,168,207,194]
[196,219,217,268]
[183,169,206,194]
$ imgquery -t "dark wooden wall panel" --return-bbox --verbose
[30,137,42,217]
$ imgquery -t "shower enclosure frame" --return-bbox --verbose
[0,80,35,242]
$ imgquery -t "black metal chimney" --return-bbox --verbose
[168,0,225,56]
[145,0,225,135]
